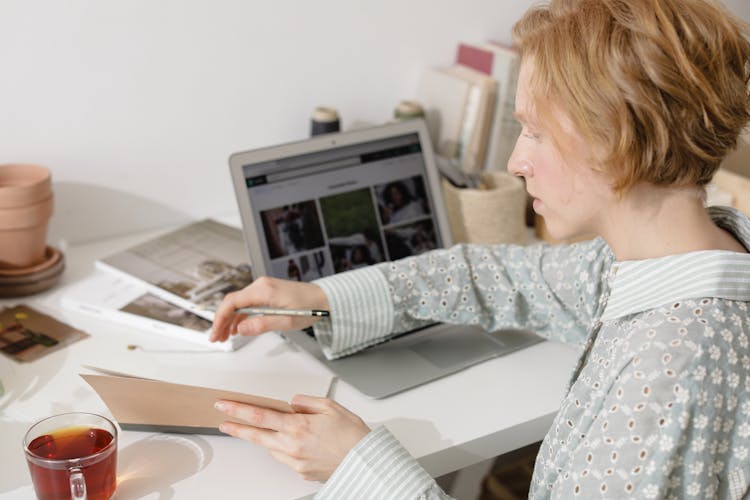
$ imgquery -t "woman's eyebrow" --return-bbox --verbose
[514,110,546,130]
[513,110,538,126]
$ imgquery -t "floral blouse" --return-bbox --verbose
[311,206,750,499]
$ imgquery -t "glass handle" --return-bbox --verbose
[69,468,87,500]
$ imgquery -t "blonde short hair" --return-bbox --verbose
[512,0,750,194]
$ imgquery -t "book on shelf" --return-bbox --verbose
[456,41,522,172]
[415,65,496,173]
[442,64,496,174]
[62,271,249,351]
[416,66,473,160]
[95,219,254,322]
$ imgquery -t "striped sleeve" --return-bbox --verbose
[726,466,748,500]
[312,266,395,359]
[315,425,453,500]
[313,238,615,357]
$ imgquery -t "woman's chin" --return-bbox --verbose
[538,215,590,242]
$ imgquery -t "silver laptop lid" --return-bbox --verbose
[228,119,453,280]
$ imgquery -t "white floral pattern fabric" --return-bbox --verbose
[312,206,750,499]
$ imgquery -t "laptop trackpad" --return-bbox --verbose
[285,326,541,399]
[408,330,501,369]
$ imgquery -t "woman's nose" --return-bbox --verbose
[507,139,533,177]
[508,158,533,178]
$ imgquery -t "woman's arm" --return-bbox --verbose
[314,237,615,359]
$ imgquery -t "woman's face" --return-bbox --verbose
[507,60,616,240]
[388,185,404,208]
[351,247,364,263]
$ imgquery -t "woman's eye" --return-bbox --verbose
[523,131,542,140]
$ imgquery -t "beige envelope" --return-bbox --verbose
[81,372,293,435]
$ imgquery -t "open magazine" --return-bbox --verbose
[62,219,254,350]
[95,219,254,321]
[62,271,249,351]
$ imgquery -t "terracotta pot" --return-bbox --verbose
[0,164,54,269]
[0,164,52,209]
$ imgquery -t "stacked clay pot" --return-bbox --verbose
[0,164,53,269]
[0,164,63,296]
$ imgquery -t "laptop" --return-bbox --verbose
[228,119,541,398]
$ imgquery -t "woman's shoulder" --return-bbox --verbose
[531,235,612,260]
[531,236,615,281]
[618,297,749,373]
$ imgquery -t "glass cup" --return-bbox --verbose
[23,412,117,500]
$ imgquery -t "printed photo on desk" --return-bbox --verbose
[96,219,253,320]
[0,305,89,362]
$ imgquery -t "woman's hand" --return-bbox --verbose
[215,395,371,482]
[210,277,330,343]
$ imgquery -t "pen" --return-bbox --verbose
[235,307,330,318]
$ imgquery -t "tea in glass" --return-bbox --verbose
[24,413,117,500]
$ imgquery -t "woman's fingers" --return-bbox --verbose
[211,277,324,342]
[210,290,244,341]
[290,395,339,414]
[236,314,298,337]
[211,278,275,337]
[227,313,247,337]
[216,400,289,431]
[219,422,302,459]
[219,421,274,444]
[218,396,370,482]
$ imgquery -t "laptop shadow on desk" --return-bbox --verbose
[117,434,213,499]
[0,346,68,412]
[48,182,193,246]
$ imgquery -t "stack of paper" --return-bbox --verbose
[62,219,254,351]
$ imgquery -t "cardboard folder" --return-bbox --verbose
[81,368,330,435]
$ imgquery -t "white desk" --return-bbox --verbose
[0,226,578,499]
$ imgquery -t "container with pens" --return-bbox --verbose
[438,155,527,245]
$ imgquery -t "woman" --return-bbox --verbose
[211,0,750,497]
[381,180,427,225]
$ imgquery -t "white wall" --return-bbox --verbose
[731,0,750,20]
[1,1,748,243]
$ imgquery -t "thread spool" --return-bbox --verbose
[311,107,340,136]
[393,100,425,121]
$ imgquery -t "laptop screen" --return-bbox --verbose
[236,129,446,281]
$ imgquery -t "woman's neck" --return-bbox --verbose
[598,183,747,261]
